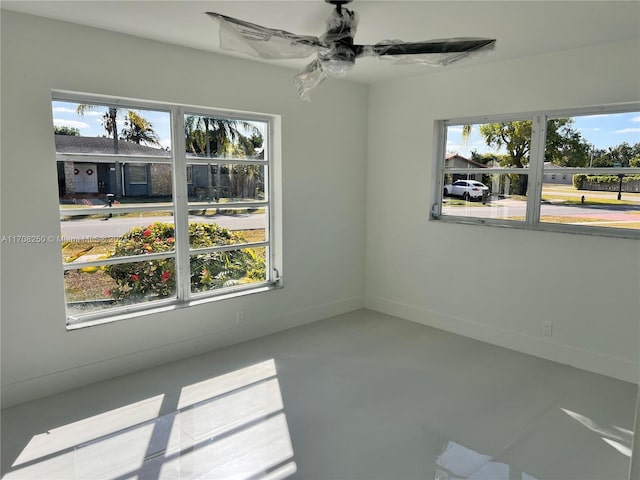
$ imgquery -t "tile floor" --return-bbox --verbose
[1,309,636,479]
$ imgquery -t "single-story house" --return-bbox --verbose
[55,135,171,197]
[55,135,263,200]
[444,153,486,183]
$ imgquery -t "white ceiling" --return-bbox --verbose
[3,1,639,84]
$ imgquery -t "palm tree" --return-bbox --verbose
[76,104,122,196]
[185,116,261,201]
[76,106,162,196]
[76,104,119,152]
[185,116,259,157]
[121,111,161,146]
[461,124,472,147]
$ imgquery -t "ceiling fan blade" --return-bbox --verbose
[207,12,325,60]
[294,59,328,102]
[357,38,496,66]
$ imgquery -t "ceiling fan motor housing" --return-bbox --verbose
[325,0,353,7]
[319,7,358,75]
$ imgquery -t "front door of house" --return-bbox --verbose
[75,163,98,193]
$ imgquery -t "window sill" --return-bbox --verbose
[432,215,640,240]
[66,282,281,331]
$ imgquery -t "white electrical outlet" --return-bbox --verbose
[543,321,553,337]
[236,310,246,326]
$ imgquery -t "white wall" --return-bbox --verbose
[0,11,368,406]
[366,39,640,383]
[2,10,638,409]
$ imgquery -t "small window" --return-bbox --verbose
[127,164,148,184]
[52,94,281,327]
[434,106,640,238]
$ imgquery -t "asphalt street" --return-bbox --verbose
[60,213,266,240]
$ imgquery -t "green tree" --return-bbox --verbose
[591,142,640,167]
[184,116,260,157]
[544,119,590,167]
[77,105,119,151]
[470,151,508,166]
[477,118,590,194]
[54,125,80,136]
[478,121,531,195]
[121,110,161,146]
[185,116,262,200]
[479,121,532,169]
[230,132,264,199]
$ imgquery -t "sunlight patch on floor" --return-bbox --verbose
[4,360,296,480]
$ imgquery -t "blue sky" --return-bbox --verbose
[52,101,173,149]
[446,111,640,157]
[52,101,266,151]
[53,101,638,157]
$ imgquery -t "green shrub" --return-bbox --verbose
[574,174,640,189]
[104,222,265,302]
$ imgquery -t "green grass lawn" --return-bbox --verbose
[541,196,637,206]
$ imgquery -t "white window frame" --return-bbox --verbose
[432,103,640,239]
[54,91,283,329]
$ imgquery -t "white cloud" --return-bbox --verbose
[53,106,102,116]
[630,116,640,123]
[613,128,640,134]
[53,119,90,129]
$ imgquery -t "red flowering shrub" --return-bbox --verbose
[104,222,265,302]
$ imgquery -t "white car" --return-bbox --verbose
[443,180,489,200]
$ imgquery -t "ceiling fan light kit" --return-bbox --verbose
[207,0,496,101]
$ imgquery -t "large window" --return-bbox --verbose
[53,93,281,328]
[433,105,640,238]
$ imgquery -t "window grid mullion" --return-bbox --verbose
[171,107,191,302]
[56,154,171,164]
[63,251,175,270]
[433,120,447,218]
[527,113,547,226]
[185,157,266,166]
[189,241,269,256]
[445,168,527,175]
[187,201,267,210]
[60,205,174,216]
[264,122,273,281]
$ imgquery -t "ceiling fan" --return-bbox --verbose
[207,0,496,101]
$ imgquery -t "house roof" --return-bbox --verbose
[55,135,169,156]
[445,153,487,169]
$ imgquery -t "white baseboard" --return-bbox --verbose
[1,296,363,408]
[365,295,638,384]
